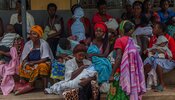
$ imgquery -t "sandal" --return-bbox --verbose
[154,85,163,92]
[91,80,99,100]
[15,83,34,95]
[13,82,24,92]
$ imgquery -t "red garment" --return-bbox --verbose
[114,36,129,52]
[67,17,91,37]
[149,34,175,60]
[94,22,107,33]
[113,36,129,74]
[92,13,112,24]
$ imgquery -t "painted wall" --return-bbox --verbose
[31,0,78,10]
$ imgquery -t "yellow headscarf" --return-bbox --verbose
[30,25,43,38]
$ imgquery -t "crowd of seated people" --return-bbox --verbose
[0,0,175,100]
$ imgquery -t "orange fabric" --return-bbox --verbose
[19,62,50,82]
[30,25,43,38]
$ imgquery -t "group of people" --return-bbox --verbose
[0,0,175,100]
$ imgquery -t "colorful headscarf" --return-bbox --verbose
[30,25,43,38]
[94,22,107,33]
[119,20,135,34]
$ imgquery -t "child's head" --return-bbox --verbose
[155,35,168,47]
[58,38,71,50]
[171,16,175,25]
[56,56,64,63]
[152,22,166,36]
[160,0,170,11]
[119,20,135,36]
[6,24,15,33]
[73,44,87,62]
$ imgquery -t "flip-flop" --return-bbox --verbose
[154,85,163,92]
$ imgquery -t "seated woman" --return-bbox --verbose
[45,44,98,100]
[107,20,146,100]
[0,25,20,95]
[67,4,91,42]
[14,25,54,95]
[92,0,112,25]
[157,0,175,24]
[146,35,172,59]
[87,22,112,85]
[0,47,19,95]
[144,22,175,92]
[142,0,160,24]
[166,16,175,39]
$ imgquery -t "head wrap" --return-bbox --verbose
[94,22,107,33]
[30,25,43,38]
[73,7,84,19]
[119,20,135,34]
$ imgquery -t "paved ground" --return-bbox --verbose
[1,87,175,100]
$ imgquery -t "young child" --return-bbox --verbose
[147,35,172,59]
[45,44,97,98]
[56,38,79,62]
[51,38,79,81]
[0,24,19,63]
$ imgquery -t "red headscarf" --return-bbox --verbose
[94,22,107,33]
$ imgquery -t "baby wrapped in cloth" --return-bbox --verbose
[147,35,172,59]
[45,65,97,94]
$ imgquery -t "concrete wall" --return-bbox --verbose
[0,9,124,32]
[0,8,174,32]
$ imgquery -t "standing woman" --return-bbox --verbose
[107,20,146,100]
[15,25,54,95]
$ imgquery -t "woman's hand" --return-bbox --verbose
[68,35,77,40]
[80,65,89,69]
[156,49,165,54]
[109,76,114,83]
[79,78,91,87]
[150,49,157,54]
[87,54,93,58]
[28,61,35,66]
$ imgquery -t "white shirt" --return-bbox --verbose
[10,12,35,33]
[64,58,92,81]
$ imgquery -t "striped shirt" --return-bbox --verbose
[0,33,19,48]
